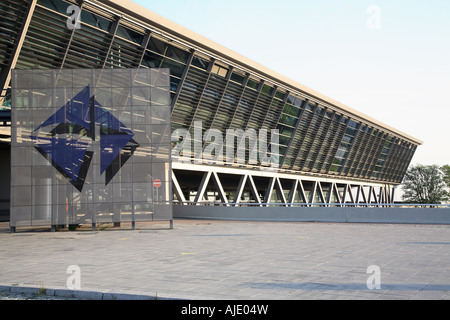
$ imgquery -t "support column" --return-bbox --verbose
[211,172,229,206]
[247,175,262,206]
[275,178,287,207]
[298,180,308,205]
[263,177,276,206]
[234,174,248,206]
[194,172,212,205]
[172,170,187,205]
[287,179,298,207]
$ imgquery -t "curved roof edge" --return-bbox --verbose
[104,0,423,145]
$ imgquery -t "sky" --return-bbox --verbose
[134,0,450,167]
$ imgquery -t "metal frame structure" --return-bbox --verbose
[172,163,395,208]
[0,0,422,209]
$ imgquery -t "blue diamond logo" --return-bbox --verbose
[30,85,139,191]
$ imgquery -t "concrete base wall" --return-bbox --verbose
[174,205,450,225]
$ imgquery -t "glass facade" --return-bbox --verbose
[10,68,172,228]
[0,0,419,188]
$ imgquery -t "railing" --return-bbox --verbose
[173,201,450,209]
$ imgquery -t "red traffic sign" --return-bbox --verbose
[153,179,162,188]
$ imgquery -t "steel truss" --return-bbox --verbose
[172,163,395,207]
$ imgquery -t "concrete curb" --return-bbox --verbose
[0,284,180,300]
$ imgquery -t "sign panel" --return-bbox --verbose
[153,179,162,188]
[11,69,172,228]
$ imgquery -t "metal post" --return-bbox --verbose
[59,0,85,69]
[100,15,121,68]
[131,180,135,230]
[171,49,195,111]
[0,0,38,100]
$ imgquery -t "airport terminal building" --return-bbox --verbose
[0,0,422,227]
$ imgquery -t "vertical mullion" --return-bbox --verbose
[279,97,304,168]
[361,130,378,178]
[186,58,215,132]
[171,49,195,111]
[299,108,325,171]
[340,122,362,175]
[234,174,248,205]
[208,66,233,128]
[242,79,264,130]
[274,91,291,125]
[306,108,334,172]
[354,130,372,178]
[225,73,249,130]
[60,0,85,69]
[100,15,121,69]
[346,127,366,177]
[259,86,280,130]
[136,29,152,67]
[364,131,383,178]
[291,103,318,169]
[323,119,347,174]
[0,0,38,99]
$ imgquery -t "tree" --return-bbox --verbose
[401,164,449,204]
[441,164,450,189]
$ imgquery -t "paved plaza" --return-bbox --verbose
[0,219,449,300]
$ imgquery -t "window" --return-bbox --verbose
[80,9,113,32]
[148,36,190,64]
[348,120,358,128]
[230,71,245,84]
[246,78,259,90]
[334,114,341,122]
[191,56,210,70]
[286,95,295,105]
[282,104,301,117]
[141,51,163,69]
[293,97,304,107]
[211,64,228,77]
[261,84,273,96]
[305,102,315,112]
[279,114,297,127]
[116,25,144,44]
[38,0,71,14]
[141,52,185,78]
[345,127,357,136]
[315,106,324,115]
[275,90,285,101]
[147,36,168,55]
[170,77,180,93]
[161,58,185,78]
[279,135,291,146]
[278,125,294,137]
[167,45,190,64]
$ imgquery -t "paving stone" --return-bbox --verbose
[0,220,449,300]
